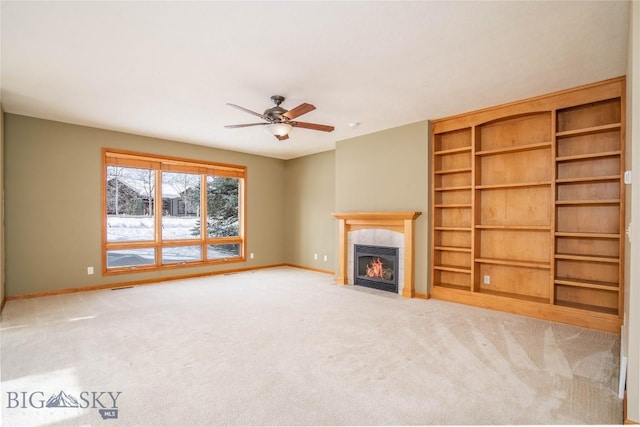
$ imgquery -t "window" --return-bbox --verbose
[103,149,245,274]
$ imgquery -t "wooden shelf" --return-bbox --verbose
[433,282,470,292]
[556,123,621,138]
[475,257,550,270]
[476,181,551,190]
[435,226,472,232]
[556,175,620,184]
[556,150,621,163]
[476,225,551,231]
[434,185,472,192]
[434,265,471,274]
[477,288,549,305]
[555,231,620,239]
[434,167,472,175]
[475,141,551,157]
[434,246,472,253]
[554,300,618,316]
[434,146,472,156]
[554,278,619,291]
[555,199,620,206]
[434,204,472,209]
[555,253,619,263]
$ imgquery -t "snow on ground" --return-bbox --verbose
[107,215,199,241]
[106,216,238,267]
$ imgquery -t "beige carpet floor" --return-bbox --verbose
[0,266,622,426]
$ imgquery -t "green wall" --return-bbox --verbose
[284,150,335,271]
[3,113,431,298]
[4,114,286,296]
[335,121,430,295]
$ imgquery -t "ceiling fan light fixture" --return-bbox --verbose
[265,123,293,137]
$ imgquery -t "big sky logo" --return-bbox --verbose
[6,390,121,420]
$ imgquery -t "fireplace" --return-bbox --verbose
[333,212,421,298]
[354,244,399,293]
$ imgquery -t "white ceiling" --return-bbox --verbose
[0,1,630,160]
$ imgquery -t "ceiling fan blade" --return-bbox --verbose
[291,121,335,132]
[283,103,315,120]
[224,123,270,129]
[275,134,289,141]
[226,103,267,120]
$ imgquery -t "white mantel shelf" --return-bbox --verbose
[332,211,422,298]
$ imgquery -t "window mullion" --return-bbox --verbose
[155,168,163,266]
[201,174,207,257]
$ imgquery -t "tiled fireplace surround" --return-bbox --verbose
[332,212,422,298]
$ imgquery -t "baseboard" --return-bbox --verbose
[5,263,288,301]
[625,391,640,424]
[415,292,430,299]
[284,264,334,275]
[431,285,622,333]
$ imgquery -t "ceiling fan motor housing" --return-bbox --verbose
[264,95,288,121]
[264,106,288,121]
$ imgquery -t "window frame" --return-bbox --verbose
[102,148,246,275]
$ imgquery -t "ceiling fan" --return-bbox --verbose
[224,95,334,141]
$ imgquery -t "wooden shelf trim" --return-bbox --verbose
[555,253,620,263]
[434,246,472,253]
[556,150,621,163]
[434,204,472,209]
[434,265,471,274]
[555,231,620,239]
[476,181,551,190]
[475,141,552,157]
[435,226,472,231]
[554,278,619,291]
[556,199,620,205]
[475,257,550,269]
[434,185,472,192]
[556,122,621,138]
[556,175,620,184]
[434,146,472,155]
[434,167,472,175]
[476,225,551,231]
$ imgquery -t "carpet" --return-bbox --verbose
[0,266,622,425]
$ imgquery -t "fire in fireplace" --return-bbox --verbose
[354,244,399,293]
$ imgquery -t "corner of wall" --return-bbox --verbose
[0,105,5,313]
[624,0,640,422]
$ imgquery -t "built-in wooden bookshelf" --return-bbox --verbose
[430,77,625,333]
[433,128,473,292]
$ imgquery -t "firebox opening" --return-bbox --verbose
[354,244,399,294]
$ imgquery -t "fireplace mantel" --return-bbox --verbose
[332,212,421,298]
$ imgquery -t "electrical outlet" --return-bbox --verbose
[250,252,254,259]
[314,253,318,260]
[323,255,328,262]
[483,275,490,285]
[87,266,94,275]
